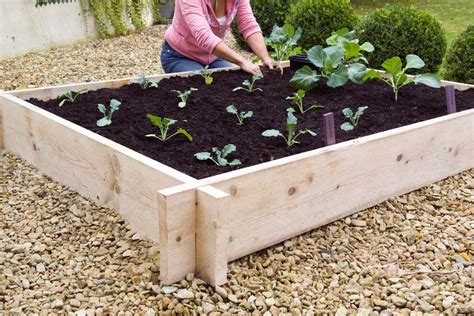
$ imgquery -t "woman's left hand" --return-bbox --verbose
[263,58,283,75]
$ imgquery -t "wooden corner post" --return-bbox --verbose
[157,184,198,284]
[196,186,230,286]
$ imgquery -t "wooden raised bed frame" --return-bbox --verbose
[1,63,473,286]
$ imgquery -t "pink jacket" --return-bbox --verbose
[165,0,261,64]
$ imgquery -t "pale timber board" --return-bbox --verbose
[0,94,196,242]
[199,110,474,261]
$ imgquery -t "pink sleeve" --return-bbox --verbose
[236,0,262,40]
[180,0,223,53]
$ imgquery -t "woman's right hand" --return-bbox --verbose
[239,60,262,75]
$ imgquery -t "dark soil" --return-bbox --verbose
[28,69,474,179]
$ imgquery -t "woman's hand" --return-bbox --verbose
[239,60,262,75]
[263,57,284,75]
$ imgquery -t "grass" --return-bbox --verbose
[352,0,474,46]
[352,0,473,76]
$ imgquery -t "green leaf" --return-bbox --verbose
[344,42,361,60]
[382,57,403,77]
[405,54,425,70]
[289,66,320,91]
[58,99,67,107]
[262,129,282,137]
[226,105,237,114]
[355,106,368,117]
[150,81,159,88]
[178,101,186,108]
[162,118,176,126]
[341,122,354,131]
[360,42,374,53]
[97,104,106,114]
[324,46,344,69]
[194,152,211,160]
[363,69,382,80]
[242,111,253,119]
[110,99,121,110]
[413,74,441,88]
[232,87,243,92]
[327,66,349,88]
[307,46,325,68]
[205,77,213,85]
[348,63,368,83]
[97,117,111,127]
[176,128,193,141]
[146,114,162,127]
[287,110,297,126]
[229,159,241,166]
[221,144,236,157]
[342,108,353,118]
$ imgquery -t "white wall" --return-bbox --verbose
[0,0,99,59]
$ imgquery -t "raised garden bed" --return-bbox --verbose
[1,63,473,286]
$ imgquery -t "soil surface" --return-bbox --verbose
[28,69,474,179]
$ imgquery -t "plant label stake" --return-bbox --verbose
[445,86,457,114]
[323,112,336,146]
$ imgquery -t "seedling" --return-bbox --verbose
[226,104,253,125]
[57,89,87,107]
[193,65,214,85]
[232,73,263,93]
[265,24,303,62]
[145,114,192,142]
[286,89,323,114]
[340,106,368,131]
[131,74,158,89]
[97,99,121,127]
[364,54,441,101]
[262,108,316,146]
[194,144,241,167]
[326,28,374,64]
[172,88,198,108]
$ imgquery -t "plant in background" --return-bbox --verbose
[286,89,323,114]
[286,0,359,50]
[194,144,241,167]
[193,66,214,85]
[340,106,368,131]
[262,108,316,146]
[145,114,193,142]
[226,105,253,125]
[364,54,441,101]
[97,99,121,127]
[358,4,446,73]
[233,73,263,93]
[131,74,158,89]
[57,89,87,107]
[445,25,474,84]
[126,0,147,31]
[265,24,303,62]
[172,88,198,108]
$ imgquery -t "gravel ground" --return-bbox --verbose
[1,151,473,315]
[1,27,473,315]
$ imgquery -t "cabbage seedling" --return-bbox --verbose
[226,104,253,125]
[364,54,441,101]
[57,89,87,107]
[340,106,368,131]
[97,99,121,127]
[131,74,158,89]
[262,108,316,146]
[194,144,241,167]
[193,65,214,85]
[265,23,303,62]
[286,89,323,114]
[145,114,193,142]
[172,88,198,108]
[233,73,263,93]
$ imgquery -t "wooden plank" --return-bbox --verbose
[157,183,199,284]
[1,94,196,242]
[200,110,474,261]
[196,186,230,286]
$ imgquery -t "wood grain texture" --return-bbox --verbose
[200,110,474,261]
[196,186,230,286]
[1,94,195,242]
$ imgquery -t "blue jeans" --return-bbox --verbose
[160,41,233,73]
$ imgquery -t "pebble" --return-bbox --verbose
[175,289,194,299]
[351,220,367,227]
[162,286,177,294]
[442,296,455,309]
[51,299,64,309]
[36,263,46,273]
[70,299,81,308]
